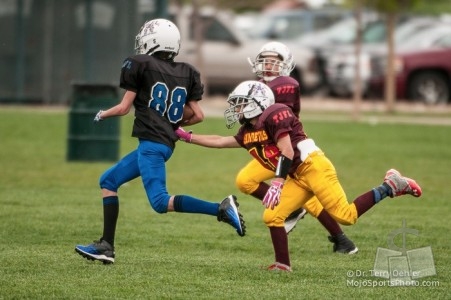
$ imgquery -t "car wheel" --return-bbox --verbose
[408,71,450,105]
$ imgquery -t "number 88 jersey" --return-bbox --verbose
[120,54,204,149]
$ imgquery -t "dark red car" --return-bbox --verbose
[369,26,451,105]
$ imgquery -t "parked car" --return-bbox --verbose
[169,6,321,94]
[368,25,451,105]
[324,17,451,100]
[246,7,352,41]
[233,12,260,38]
[298,11,383,47]
[298,12,388,91]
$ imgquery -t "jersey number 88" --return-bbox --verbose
[149,82,187,124]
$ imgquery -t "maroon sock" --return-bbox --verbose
[317,209,342,236]
[269,227,290,266]
[250,182,270,201]
[353,190,376,217]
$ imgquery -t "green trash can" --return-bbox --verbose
[67,83,120,162]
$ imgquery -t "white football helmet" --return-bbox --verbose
[135,19,181,58]
[248,41,295,82]
[224,80,275,129]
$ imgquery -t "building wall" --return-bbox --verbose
[0,0,165,104]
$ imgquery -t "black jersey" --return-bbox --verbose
[120,54,204,149]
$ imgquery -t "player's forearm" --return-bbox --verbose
[104,104,131,118]
[182,114,203,126]
[101,91,135,119]
[190,134,238,148]
[94,104,130,121]
[181,100,204,126]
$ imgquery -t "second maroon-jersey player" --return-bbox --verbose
[239,41,358,254]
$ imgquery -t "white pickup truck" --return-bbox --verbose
[169,6,321,94]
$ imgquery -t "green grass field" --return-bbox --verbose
[0,107,449,299]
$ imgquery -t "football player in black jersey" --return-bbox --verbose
[75,19,245,264]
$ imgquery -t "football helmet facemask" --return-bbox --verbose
[135,19,180,59]
[224,80,275,129]
[248,41,295,82]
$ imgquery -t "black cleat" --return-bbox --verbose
[328,234,358,255]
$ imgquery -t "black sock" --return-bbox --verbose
[102,196,119,247]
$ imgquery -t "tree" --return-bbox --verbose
[344,0,450,112]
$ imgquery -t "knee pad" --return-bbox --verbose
[235,171,258,195]
[99,169,118,192]
[329,210,357,226]
[303,198,324,218]
[148,193,170,214]
[262,209,285,227]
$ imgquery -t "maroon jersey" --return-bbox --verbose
[265,76,300,117]
[234,103,308,176]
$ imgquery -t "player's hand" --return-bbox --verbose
[93,110,104,122]
[262,180,284,210]
[175,127,192,143]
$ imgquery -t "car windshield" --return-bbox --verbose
[248,9,351,40]
[393,19,437,43]
[298,14,385,45]
[317,18,356,43]
[248,13,309,39]
[399,25,451,49]
[362,21,387,43]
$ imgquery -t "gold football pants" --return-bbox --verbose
[263,150,359,227]
[235,158,325,218]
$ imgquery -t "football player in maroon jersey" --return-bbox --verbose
[241,41,357,254]
[74,19,245,264]
[175,80,422,271]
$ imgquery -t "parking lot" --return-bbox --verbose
[2,2,450,106]
[199,95,451,126]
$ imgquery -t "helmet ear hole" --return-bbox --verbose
[224,80,275,128]
[135,19,181,57]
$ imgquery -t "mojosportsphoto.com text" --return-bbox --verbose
[346,279,440,288]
